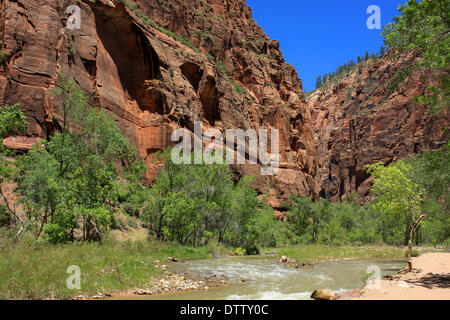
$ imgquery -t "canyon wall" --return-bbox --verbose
[0,0,319,210]
[1,0,447,207]
[309,52,449,201]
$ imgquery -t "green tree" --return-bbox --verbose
[382,0,450,113]
[0,104,28,230]
[16,76,141,242]
[318,200,384,245]
[284,196,329,244]
[0,104,28,140]
[315,75,322,88]
[52,74,89,132]
[254,203,287,248]
[16,147,62,238]
[225,176,260,252]
[368,161,428,271]
[142,149,263,251]
[161,192,200,244]
[407,142,450,243]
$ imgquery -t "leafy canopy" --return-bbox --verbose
[383,0,450,70]
[142,150,270,252]
[368,161,425,222]
[0,104,28,139]
[382,0,450,112]
[16,76,143,243]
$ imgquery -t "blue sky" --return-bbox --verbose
[246,0,405,92]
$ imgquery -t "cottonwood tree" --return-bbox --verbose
[142,149,262,251]
[284,195,330,244]
[382,0,449,113]
[368,161,427,272]
[0,104,28,232]
[408,142,450,244]
[16,76,142,242]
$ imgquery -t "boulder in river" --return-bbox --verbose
[310,289,337,300]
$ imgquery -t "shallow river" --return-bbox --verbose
[134,256,405,300]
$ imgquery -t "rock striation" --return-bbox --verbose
[2,1,446,207]
[0,0,319,209]
[308,52,449,201]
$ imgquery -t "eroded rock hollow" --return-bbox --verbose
[0,0,319,211]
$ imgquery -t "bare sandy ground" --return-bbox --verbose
[357,253,450,300]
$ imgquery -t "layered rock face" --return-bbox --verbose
[0,0,319,209]
[309,52,449,201]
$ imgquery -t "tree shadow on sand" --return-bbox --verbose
[405,273,450,289]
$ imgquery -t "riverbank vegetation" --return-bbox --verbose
[139,150,269,253]
[0,77,447,299]
[0,229,228,299]
[277,154,449,248]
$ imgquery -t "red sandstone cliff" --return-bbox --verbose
[0,0,319,209]
[308,51,449,201]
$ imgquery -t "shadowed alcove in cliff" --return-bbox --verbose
[94,5,165,114]
[200,76,220,126]
[180,62,203,92]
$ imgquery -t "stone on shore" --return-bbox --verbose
[310,289,336,300]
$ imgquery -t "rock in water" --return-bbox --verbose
[310,289,336,300]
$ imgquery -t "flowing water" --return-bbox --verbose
[132,256,405,300]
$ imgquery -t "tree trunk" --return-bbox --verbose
[0,186,21,229]
[194,230,198,247]
[407,238,413,272]
[407,214,427,272]
[312,220,318,243]
[36,207,49,238]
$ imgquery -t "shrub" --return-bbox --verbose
[404,249,420,258]
[15,76,144,243]
[233,81,246,96]
[0,50,9,65]
[0,104,28,138]
[215,61,229,80]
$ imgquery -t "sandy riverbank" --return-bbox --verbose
[355,253,450,300]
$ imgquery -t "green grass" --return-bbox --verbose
[404,248,421,258]
[263,244,406,267]
[233,81,246,96]
[0,49,9,65]
[215,60,229,81]
[0,231,229,299]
